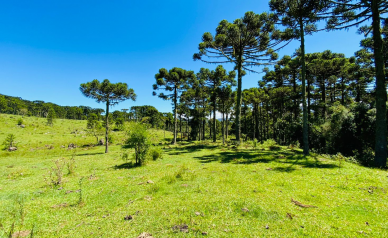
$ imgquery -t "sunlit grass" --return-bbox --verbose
[0,114,387,237]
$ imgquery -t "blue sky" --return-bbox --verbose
[0,0,365,113]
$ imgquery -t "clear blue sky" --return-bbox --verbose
[0,0,365,113]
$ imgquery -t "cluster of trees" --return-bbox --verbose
[154,1,387,167]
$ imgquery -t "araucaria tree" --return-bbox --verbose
[269,0,330,155]
[326,0,388,167]
[193,11,282,142]
[153,67,195,144]
[80,79,136,153]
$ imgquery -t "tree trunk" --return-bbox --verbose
[341,77,345,105]
[259,103,263,141]
[173,87,177,144]
[213,96,217,142]
[180,115,182,141]
[222,110,225,145]
[226,113,229,139]
[372,0,387,167]
[105,101,109,153]
[321,78,326,120]
[307,73,311,121]
[293,72,298,121]
[300,18,309,155]
[235,54,243,142]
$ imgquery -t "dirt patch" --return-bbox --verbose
[291,198,317,208]
[12,230,30,237]
[51,203,69,208]
[359,186,386,194]
[137,232,153,238]
[172,224,189,233]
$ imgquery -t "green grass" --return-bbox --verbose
[0,114,387,237]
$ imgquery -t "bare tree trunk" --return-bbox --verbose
[213,96,216,142]
[226,113,229,140]
[173,88,177,144]
[300,18,309,155]
[372,0,387,167]
[235,54,243,142]
[105,101,109,153]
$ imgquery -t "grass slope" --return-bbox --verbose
[0,114,387,237]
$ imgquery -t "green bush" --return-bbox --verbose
[47,108,56,126]
[17,118,23,125]
[262,139,280,150]
[252,138,258,150]
[2,134,16,150]
[149,146,163,160]
[114,117,125,131]
[126,123,151,165]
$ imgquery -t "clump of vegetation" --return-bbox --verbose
[288,141,300,151]
[44,159,65,187]
[149,146,163,161]
[333,152,346,168]
[353,147,375,166]
[120,150,130,163]
[66,155,76,175]
[47,107,56,126]
[86,113,104,144]
[126,123,152,165]
[2,134,16,151]
[252,138,258,150]
[77,177,85,206]
[114,117,125,131]
[17,118,23,125]
[263,139,280,151]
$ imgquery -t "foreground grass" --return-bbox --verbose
[0,114,387,237]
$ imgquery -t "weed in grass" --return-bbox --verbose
[334,152,346,168]
[43,158,65,187]
[149,146,163,161]
[163,174,177,184]
[147,184,160,194]
[66,154,76,175]
[7,169,29,180]
[252,138,258,150]
[77,177,85,206]
[0,196,34,238]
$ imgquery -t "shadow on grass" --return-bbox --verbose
[113,162,140,170]
[166,144,220,155]
[77,152,104,156]
[194,149,339,172]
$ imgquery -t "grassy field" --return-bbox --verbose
[0,114,387,237]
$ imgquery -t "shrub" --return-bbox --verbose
[44,159,65,187]
[47,108,56,126]
[252,138,258,150]
[87,113,104,143]
[114,117,125,131]
[17,118,23,125]
[66,155,76,175]
[149,146,163,160]
[126,123,151,165]
[2,134,16,150]
[121,150,130,162]
[353,147,374,166]
[263,139,280,151]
